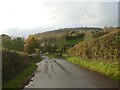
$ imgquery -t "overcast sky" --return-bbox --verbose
[0,0,119,38]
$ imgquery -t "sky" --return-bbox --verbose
[0,0,119,38]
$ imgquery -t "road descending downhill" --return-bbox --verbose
[24,56,118,88]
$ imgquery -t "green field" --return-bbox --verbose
[66,37,83,45]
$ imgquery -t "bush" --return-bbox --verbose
[29,53,43,63]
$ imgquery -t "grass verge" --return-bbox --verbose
[66,57,119,81]
[3,62,37,89]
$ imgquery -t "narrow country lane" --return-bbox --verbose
[24,56,118,88]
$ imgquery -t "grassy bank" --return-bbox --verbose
[3,62,37,89]
[66,57,119,81]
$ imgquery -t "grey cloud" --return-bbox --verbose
[48,2,118,27]
[3,2,118,37]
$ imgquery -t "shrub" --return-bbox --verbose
[29,53,43,63]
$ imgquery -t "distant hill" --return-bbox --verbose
[34,27,116,42]
[31,27,118,53]
[34,27,102,45]
[35,27,102,37]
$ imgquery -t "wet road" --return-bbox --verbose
[25,56,118,88]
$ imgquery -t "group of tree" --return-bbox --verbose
[24,35,39,54]
[2,34,24,52]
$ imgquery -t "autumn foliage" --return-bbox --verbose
[24,35,39,54]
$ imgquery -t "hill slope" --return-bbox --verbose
[33,27,108,53]
[68,29,120,61]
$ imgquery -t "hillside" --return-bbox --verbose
[68,28,120,61]
[33,27,111,54]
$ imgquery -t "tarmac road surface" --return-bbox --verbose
[25,56,118,88]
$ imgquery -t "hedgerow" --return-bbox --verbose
[2,49,30,83]
[68,29,120,61]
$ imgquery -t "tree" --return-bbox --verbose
[24,35,39,54]
[2,34,12,49]
[12,37,24,51]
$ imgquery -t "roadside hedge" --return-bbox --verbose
[68,29,120,61]
[2,49,30,83]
